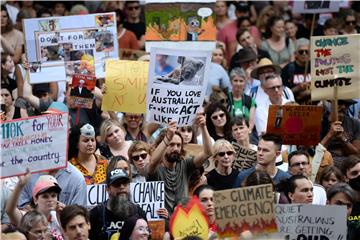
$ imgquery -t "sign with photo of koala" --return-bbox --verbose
[146,47,211,126]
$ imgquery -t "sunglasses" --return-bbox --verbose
[132,153,148,161]
[126,115,141,120]
[346,20,356,25]
[211,113,225,120]
[298,49,309,55]
[217,151,234,157]
[128,6,140,11]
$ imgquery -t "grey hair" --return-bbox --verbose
[327,183,357,204]
[230,67,246,80]
[19,210,48,233]
[296,38,310,50]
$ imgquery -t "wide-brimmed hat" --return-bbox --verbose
[237,47,257,64]
[250,58,282,79]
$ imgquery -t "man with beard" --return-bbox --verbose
[89,168,146,240]
[147,113,213,214]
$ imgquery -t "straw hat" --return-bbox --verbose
[250,58,282,79]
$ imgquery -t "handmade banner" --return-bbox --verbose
[232,142,257,171]
[23,13,118,83]
[70,74,96,109]
[0,113,69,178]
[275,204,347,240]
[213,184,277,238]
[311,34,360,100]
[102,60,148,113]
[145,0,216,51]
[293,0,340,14]
[266,105,323,146]
[146,47,211,126]
[87,181,165,220]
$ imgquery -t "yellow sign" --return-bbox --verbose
[102,60,148,113]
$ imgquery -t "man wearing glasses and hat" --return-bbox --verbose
[321,100,360,169]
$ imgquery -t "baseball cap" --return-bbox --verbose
[106,168,130,186]
[80,123,95,137]
[43,101,69,114]
[32,175,62,200]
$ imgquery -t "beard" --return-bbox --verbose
[166,151,181,163]
[108,194,137,217]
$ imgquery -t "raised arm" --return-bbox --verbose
[193,113,213,168]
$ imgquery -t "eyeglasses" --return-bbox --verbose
[128,6,140,11]
[126,115,141,120]
[298,49,309,55]
[211,113,225,120]
[217,151,234,157]
[291,161,309,167]
[266,85,283,91]
[346,20,356,25]
[220,98,228,104]
[135,226,151,233]
[131,153,148,161]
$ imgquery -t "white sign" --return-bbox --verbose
[87,181,165,220]
[0,113,69,178]
[275,204,347,240]
[146,48,211,126]
[293,0,340,14]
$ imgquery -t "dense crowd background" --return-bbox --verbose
[1,1,360,240]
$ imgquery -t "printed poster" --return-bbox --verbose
[69,74,96,109]
[293,0,340,14]
[311,34,360,100]
[266,105,323,146]
[145,0,216,51]
[146,47,211,126]
[0,113,69,178]
[23,13,118,83]
[275,204,347,240]
[102,60,148,113]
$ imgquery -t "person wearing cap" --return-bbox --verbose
[281,38,311,104]
[69,123,108,185]
[6,170,64,239]
[147,113,212,214]
[89,167,146,240]
[321,100,360,168]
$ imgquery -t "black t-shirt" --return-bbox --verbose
[348,202,360,240]
[207,168,239,190]
[89,202,147,240]
[296,23,324,39]
[281,61,310,89]
[123,21,145,40]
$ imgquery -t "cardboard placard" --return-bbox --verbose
[102,60,148,113]
[0,113,68,178]
[214,184,277,238]
[23,13,118,83]
[311,34,360,100]
[266,105,323,146]
[146,47,211,126]
[275,204,347,240]
[148,220,165,240]
[86,181,165,220]
[293,0,340,14]
[232,142,257,171]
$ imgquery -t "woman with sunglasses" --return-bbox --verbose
[341,9,359,35]
[205,101,232,141]
[99,119,132,159]
[206,140,239,190]
[128,141,151,182]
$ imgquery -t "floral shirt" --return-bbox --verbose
[70,154,108,185]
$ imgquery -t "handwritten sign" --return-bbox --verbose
[266,105,323,146]
[311,34,360,100]
[275,204,347,240]
[102,60,148,113]
[0,113,68,178]
[87,181,165,220]
[232,142,257,171]
[23,13,118,83]
[214,184,277,238]
[146,47,211,126]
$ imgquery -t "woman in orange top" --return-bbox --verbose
[68,123,108,185]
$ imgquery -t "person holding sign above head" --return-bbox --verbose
[68,123,108,185]
[147,113,213,214]
[60,205,91,240]
[233,134,291,188]
[89,167,146,240]
[207,140,239,190]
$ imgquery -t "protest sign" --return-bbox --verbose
[23,13,118,83]
[146,47,211,126]
[0,113,68,178]
[119,48,147,60]
[102,60,148,113]
[170,197,209,240]
[87,181,165,220]
[145,0,216,52]
[232,142,257,171]
[311,34,360,100]
[275,204,347,240]
[214,184,277,238]
[293,0,340,14]
[266,105,323,146]
[148,220,165,240]
[69,74,96,109]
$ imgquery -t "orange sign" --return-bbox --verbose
[148,220,165,240]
